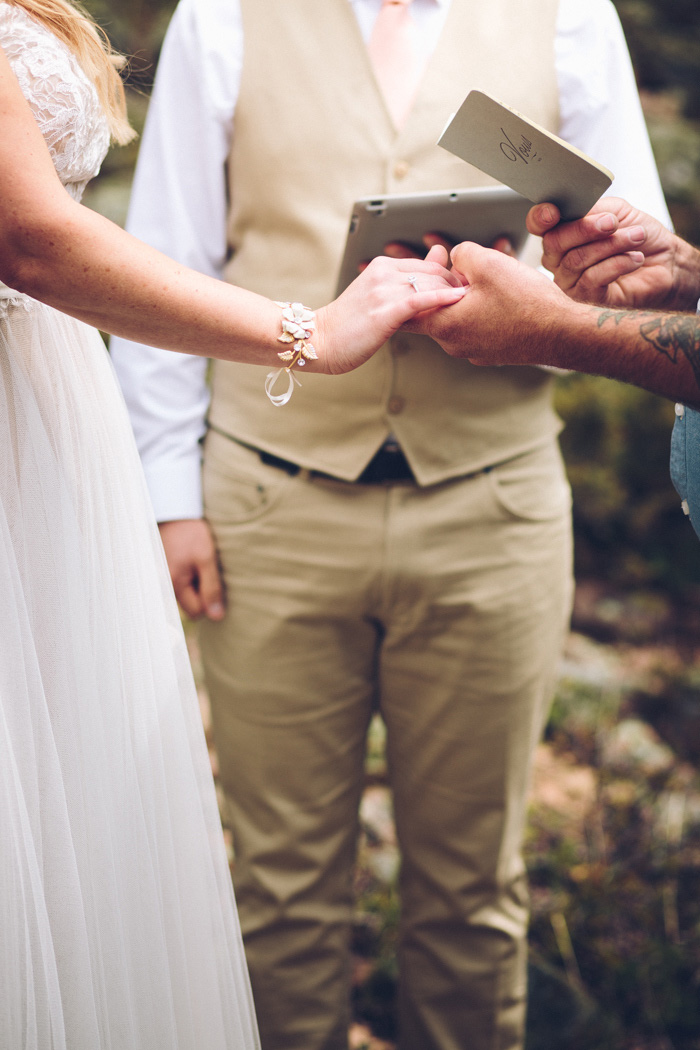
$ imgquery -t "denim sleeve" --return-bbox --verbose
[670,404,700,540]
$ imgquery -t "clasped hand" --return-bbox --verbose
[315,245,465,375]
[409,196,697,365]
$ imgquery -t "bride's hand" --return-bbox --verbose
[315,246,465,374]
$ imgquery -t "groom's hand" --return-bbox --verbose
[158,519,226,621]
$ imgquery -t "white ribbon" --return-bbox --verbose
[265,366,303,407]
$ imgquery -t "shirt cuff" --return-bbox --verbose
[142,451,204,522]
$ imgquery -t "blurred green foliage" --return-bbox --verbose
[610,1,700,245]
[612,0,700,119]
[555,375,700,595]
[83,0,174,88]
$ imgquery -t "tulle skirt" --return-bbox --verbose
[0,292,260,1050]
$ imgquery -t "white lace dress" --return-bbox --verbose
[0,6,260,1049]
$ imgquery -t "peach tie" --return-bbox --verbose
[368,0,425,130]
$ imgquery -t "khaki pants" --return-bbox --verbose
[201,430,573,1050]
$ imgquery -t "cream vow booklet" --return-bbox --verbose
[438,90,614,221]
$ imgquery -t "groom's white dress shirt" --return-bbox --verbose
[110,0,670,522]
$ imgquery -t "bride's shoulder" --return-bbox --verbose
[0,2,96,109]
[0,1,110,196]
[0,2,67,62]
[0,2,45,38]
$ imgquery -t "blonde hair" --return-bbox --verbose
[8,0,135,144]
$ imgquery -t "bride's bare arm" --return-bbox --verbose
[0,48,464,374]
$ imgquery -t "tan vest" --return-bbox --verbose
[209,0,562,484]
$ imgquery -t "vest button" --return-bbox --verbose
[393,160,410,179]
[392,335,410,356]
[387,396,405,415]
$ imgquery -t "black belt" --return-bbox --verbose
[260,442,415,484]
[207,424,415,484]
[208,425,492,486]
[258,445,492,485]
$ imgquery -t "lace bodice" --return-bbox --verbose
[0,2,110,202]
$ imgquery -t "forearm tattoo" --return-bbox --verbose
[597,308,700,389]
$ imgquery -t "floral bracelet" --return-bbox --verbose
[264,301,318,406]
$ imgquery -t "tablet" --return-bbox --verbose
[335,185,532,294]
